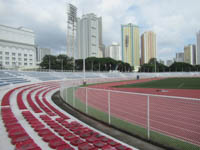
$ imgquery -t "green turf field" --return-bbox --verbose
[115,77,200,89]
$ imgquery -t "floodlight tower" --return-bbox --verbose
[66,2,77,71]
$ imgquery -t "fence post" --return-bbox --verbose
[147,95,150,140]
[73,86,75,107]
[86,88,88,114]
[66,87,68,103]
[108,90,111,124]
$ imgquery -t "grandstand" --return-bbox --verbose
[0,69,200,150]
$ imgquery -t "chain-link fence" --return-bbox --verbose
[62,86,200,150]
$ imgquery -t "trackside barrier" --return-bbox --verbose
[63,86,200,150]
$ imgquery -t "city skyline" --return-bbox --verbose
[1,0,200,62]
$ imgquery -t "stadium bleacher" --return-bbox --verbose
[0,70,137,150]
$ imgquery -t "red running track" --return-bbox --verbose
[76,78,200,146]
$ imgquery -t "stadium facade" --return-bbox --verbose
[0,24,36,69]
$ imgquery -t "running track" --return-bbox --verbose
[76,78,200,146]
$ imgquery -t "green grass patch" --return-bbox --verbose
[150,131,200,150]
[115,78,200,89]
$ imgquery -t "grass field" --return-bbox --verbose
[115,77,200,89]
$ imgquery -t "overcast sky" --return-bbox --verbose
[1,0,200,61]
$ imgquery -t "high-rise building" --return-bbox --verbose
[105,42,121,60]
[141,31,156,65]
[175,52,184,62]
[184,44,196,65]
[36,47,51,64]
[0,24,36,69]
[121,23,140,70]
[76,13,102,59]
[197,31,200,64]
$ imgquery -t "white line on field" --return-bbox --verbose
[177,82,184,88]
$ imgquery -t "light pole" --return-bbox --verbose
[61,59,63,72]
[49,56,50,72]
[91,61,93,72]
[99,63,100,72]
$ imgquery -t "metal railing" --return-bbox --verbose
[63,86,200,149]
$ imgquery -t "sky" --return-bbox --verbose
[0,0,200,62]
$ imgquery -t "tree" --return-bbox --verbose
[40,54,73,70]
[75,57,132,72]
[169,62,194,72]
[139,58,168,72]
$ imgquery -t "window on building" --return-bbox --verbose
[29,59,33,61]
[18,62,22,66]
[6,57,9,60]
[29,63,33,66]
[0,56,2,59]
[18,53,21,56]
[24,58,27,61]
[18,58,22,61]
[24,54,27,57]
[29,54,33,57]
[0,61,2,65]
[12,53,15,56]
[24,63,27,66]
[5,62,9,65]
[12,57,16,60]
[12,62,16,65]
[0,51,2,55]
[5,52,9,55]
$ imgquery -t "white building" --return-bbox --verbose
[197,31,200,64]
[166,60,174,67]
[36,47,51,64]
[76,13,102,59]
[175,52,184,62]
[105,42,121,60]
[184,44,196,65]
[0,24,36,69]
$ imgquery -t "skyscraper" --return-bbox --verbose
[184,44,196,65]
[141,31,156,65]
[121,23,140,70]
[76,13,102,59]
[197,31,200,64]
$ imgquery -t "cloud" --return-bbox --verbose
[0,0,200,62]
